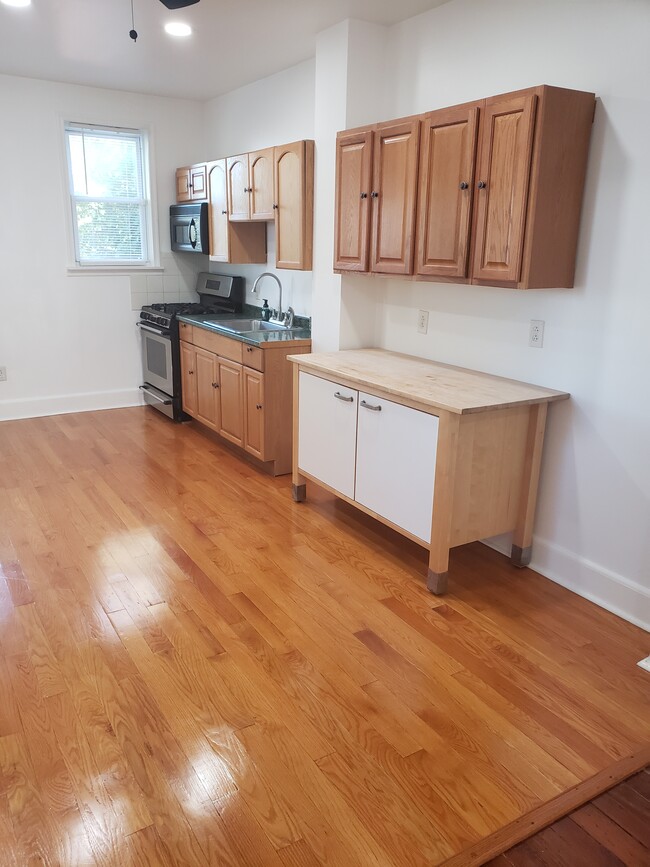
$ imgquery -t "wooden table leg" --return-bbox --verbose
[511,402,548,567]
[292,364,306,502]
[427,412,460,595]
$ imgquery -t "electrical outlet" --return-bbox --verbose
[0,367,6,382]
[529,319,545,348]
[417,310,429,335]
[638,655,650,673]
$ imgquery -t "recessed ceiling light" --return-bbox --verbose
[164,21,192,37]
[1,0,32,7]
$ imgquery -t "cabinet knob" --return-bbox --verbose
[256,404,262,410]
[370,191,379,198]
[360,192,368,199]
[478,181,487,189]
[188,370,194,375]
[272,203,278,209]
[221,209,227,214]
[459,182,469,190]
[212,382,219,388]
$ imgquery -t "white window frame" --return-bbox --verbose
[64,122,158,271]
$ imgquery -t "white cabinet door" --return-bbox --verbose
[298,372,358,499]
[355,391,439,542]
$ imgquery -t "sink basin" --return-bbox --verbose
[208,318,288,333]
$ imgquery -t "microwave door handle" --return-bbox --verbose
[189,218,198,249]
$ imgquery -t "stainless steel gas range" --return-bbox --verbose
[138,273,243,421]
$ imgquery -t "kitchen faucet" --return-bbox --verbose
[252,272,294,327]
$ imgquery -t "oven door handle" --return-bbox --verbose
[137,322,171,337]
[139,385,172,405]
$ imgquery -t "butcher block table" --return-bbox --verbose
[289,349,569,594]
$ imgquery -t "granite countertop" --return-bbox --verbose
[288,348,570,415]
[178,305,311,348]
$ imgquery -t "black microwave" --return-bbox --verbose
[170,203,209,253]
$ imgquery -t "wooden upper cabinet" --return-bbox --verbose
[334,129,373,272]
[472,94,537,284]
[208,160,267,264]
[227,155,250,220]
[416,106,479,278]
[208,160,230,262]
[249,148,275,220]
[176,164,207,203]
[370,119,420,275]
[274,140,314,270]
[334,85,595,289]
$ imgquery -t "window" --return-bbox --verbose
[65,123,154,267]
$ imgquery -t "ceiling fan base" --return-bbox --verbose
[159,0,200,9]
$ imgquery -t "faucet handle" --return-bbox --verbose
[285,307,295,328]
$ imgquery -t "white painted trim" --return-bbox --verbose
[482,535,650,633]
[0,389,144,421]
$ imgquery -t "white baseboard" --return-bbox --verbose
[0,388,144,421]
[483,534,650,633]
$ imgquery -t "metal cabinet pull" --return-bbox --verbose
[360,400,382,412]
[478,181,487,189]
[212,382,219,388]
[459,181,469,190]
[334,391,354,403]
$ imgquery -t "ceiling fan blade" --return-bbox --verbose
[159,0,200,9]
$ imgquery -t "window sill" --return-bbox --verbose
[66,265,164,276]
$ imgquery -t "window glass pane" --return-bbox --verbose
[75,201,144,262]
[68,133,88,196]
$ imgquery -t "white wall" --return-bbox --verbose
[362,0,650,628]
[202,60,315,317]
[0,73,205,420]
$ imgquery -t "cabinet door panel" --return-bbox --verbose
[176,168,191,203]
[227,155,250,221]
[208,160,230,262]
[416,107,478,278]
[298,372,357,499]
[180,342,197,416]
[243,368,265,460]
[355,392,438,542]
[334,129,373,271]
[218,359,244,446]
[249,148,275,221]
[371,120,420,275]
[195,349,219,430]
[275,141,313,270]
[472,94,537,283]
[190,164,207,201]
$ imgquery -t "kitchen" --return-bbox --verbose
[0,0,649,864]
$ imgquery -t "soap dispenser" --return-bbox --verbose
[261,299,271,322]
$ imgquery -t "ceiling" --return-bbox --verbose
[0,0,449,101]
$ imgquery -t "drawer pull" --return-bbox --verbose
[334,391,354,403]
[360,400,382,412]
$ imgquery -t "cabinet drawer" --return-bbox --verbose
[191,328,243,363]
[179,322,193,341]
[242,344,264,372]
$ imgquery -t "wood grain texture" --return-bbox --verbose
[0,407,648,866]
[288,349,569,415]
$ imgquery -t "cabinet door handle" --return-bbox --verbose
[360,192,368,199]
[256,404,262,410]
[212,382,219,388]
[188,370,194,375]
[459,182,469,190]
[370,191,379,198]
[478,181,487,189]
[334,391,354,403]
[360,400,382,412]
[221,209,227,214]
[273,203,278,209]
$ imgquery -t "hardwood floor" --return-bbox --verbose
[488,767,650,865]
[0,406,648,866]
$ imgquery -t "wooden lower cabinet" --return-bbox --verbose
[243,368,265,460]
[180,332,310,475]
[217,358,244,446]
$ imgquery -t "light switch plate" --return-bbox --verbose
[637,655,650,673]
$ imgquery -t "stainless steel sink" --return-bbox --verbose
[208,318,288,333]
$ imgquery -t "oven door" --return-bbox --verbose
[138,322,174,396]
